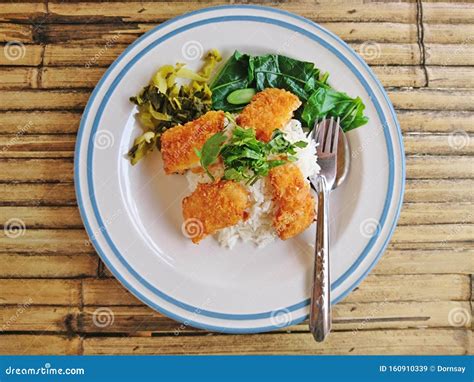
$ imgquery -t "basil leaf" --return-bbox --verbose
[198,131,227,180]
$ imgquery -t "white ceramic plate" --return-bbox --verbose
[75,5,405,333]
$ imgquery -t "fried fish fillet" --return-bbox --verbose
[237,88,302,142]
[269,163,315,240]
[182,180,250,243]
[161,110,225,174]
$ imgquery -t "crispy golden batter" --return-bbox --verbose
[182,180,250,243]
[161,111,225,174]
[269,163,315,240]
[237,88,301,142]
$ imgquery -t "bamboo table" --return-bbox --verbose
[0,1,472,355]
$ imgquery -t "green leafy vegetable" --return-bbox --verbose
[250,54,320,100]
[301,87,369,132]
[197,120,307,185]
[210,51,369,132]
[210,51,252,111]
[196,131,227,181]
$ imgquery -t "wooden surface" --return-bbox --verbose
[0,1,473,355]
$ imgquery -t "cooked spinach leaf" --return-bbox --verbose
[250,54,320,100]
[210,51,369,132]
[301,87,369,132]
[210,51,252,112]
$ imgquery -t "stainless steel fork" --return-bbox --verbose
[309,117,340,342]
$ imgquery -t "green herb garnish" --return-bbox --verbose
[196,117,307,185]
[195,131,227,181]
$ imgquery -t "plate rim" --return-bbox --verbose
[74,5,406,332]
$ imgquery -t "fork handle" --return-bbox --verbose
[309,175,331,342]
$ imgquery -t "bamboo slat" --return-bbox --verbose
[0,159,73,182]
[350,43,420,65]
[404,179,474,203]
[406,156,474,179]
[0,3,46,22]
[0,67,38,89]
[44,44,126,67]
[0,134,76,158]
[0,24,33,43]
[372,249,474,275]
[0,111,81,134]
[0,335,81,355]
[424,24,474,44]
[0,279,81,305]
[0,183,77,206]
[82,329,470,355]
[0,44,43,66]
[427,66,474,89]
[0,306,79,332]
[423,3,474,24]
[392,224,473,244]
[47,2,417,23]
[0,90,90,110]
[0,206,82,227]
[388,89,474,111]
[40,67,105,89]
[403,135,474,156]
[397,111,474,133]
[397,203,474,225]
[425,44,474,66]
[0,230,90,254]
[0,253,97,278]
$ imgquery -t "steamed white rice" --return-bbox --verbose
[186,118,319,249]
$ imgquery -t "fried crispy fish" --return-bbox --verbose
[161,110,225,174]
[237,88,301,142]
[182,180,250,243]
[269,163,315,240]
